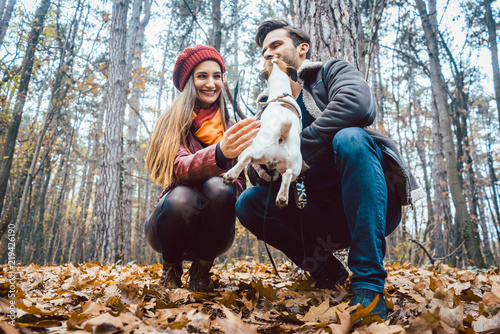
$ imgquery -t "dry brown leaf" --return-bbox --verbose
[81,299,107,316]
[473,312,500,333]
[457,270,476,282]
[301,300,338,323]
[218,289,239,308]
[0,321,20,334]
[352,322,405,334]
[408,293,426,303]
[430,277,446,292]
[327,309,351,334]
[448,281,471,295]
[406,309,441,334]
[483,280,500,306]
[413,280,427,294]
[216,305,258,334]
[169,288,191,303]
[82,313,124,332]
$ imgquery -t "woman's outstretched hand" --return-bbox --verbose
[220,118,261,159]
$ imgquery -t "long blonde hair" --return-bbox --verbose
[146,75,227,186]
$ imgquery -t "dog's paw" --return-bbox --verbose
[275,196,288,208]
[222,174,234,185]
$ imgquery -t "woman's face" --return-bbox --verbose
[193,60,223,108]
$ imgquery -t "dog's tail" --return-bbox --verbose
[278,120,292,144]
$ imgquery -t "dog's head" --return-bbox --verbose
[259,58,298,83]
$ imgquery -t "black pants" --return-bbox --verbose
[145,176,236,263]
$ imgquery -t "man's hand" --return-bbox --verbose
[220,118,261,159]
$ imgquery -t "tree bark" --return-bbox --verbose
[0,0,16,47]
[28,153,51,263]
[209,0,221,50]
[73,98,105,263]
[415,0,485,267]
[92,0,130,263]
[485,0,500,126]
[0,0,50,229]
[123,0,150,263]
[295,0,365,71]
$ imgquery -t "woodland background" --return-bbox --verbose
[0,0,499,270]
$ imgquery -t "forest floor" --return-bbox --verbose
[0,260,499,333]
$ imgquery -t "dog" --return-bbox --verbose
[223,58,302,208]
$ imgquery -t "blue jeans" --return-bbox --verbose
[236,127,401,292]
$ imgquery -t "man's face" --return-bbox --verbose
[261,28,301,69]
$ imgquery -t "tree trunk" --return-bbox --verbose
[0,0,16,47]
[209,0,221,51]
[485,0,500,126]
[412,89,434,243]
[232,0,239,80]
[486,130,500,239]
[123,0,150,263]
[430,98,449,259]
[295,0,365,71]
[155,8,173,115]
[92,0,130,264]
[415,0,485,268]
[73,99,105,263]
[0,0,50,227]
[28,153,51,263]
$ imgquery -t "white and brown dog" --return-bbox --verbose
[223,58,302,208]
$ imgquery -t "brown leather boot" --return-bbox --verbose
[188,259,214,292]
[160,261,183,289]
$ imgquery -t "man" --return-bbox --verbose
[235,20,424,320]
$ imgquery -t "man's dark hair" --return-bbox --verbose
[255,20,311,59]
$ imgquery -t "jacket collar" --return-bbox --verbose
[297,59,323,86]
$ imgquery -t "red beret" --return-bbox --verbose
[172,45,226,92]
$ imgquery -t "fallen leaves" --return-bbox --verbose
[0,261,499,333]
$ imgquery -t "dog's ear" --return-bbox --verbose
[258,70,267,83]
[287,66,298,82]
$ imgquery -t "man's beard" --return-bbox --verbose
[280,51,299,69]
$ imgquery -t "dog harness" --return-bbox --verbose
[256,92,302,120]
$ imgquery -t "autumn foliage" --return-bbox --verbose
[0,261,499,333]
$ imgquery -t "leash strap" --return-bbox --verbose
[262,177,281,278]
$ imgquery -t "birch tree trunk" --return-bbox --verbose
[415,0,485,267]
[92,0,130,263]
[295,0,365,72]
[0,0,50,230]
[430,99,449,258]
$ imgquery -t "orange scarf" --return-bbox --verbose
[191,104,224,145]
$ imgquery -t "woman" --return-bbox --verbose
[145,45,259,292]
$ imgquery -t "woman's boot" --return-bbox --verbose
[188,259,214,292]
[160,261,183,289]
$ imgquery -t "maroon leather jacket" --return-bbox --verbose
[155,120,246,206]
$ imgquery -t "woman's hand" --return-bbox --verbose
[220,118,261,159]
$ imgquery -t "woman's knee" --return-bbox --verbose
[161,186,201,220]
[203,176,235,205]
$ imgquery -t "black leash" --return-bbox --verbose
[262,174,308,278]
[233,70,256,118]
[262,176,281,278]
